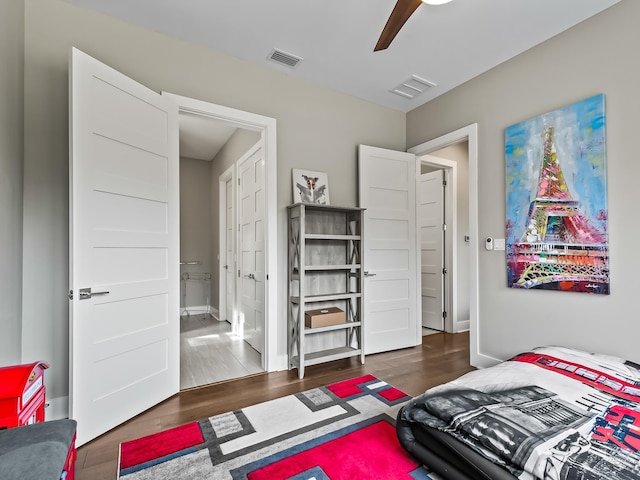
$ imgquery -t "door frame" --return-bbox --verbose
[162,92,279,372]
[408,124,487,368]
[218,163,235,327]
[420,156,459,333]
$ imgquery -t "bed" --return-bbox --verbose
[396,346,640,479]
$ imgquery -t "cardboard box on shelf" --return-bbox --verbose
[304,307,345,328]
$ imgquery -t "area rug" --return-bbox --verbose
[118,374,440,479]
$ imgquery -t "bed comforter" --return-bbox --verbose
[400,346,640,479]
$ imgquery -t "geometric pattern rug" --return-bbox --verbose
[118,374,443,479]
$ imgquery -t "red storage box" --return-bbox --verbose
[0,361,49,429]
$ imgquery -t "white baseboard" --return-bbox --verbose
[45,395,69,421]
[453,320,470,333]
[271,354,289,372]
[180,305,213,316]
[470,351,503,369]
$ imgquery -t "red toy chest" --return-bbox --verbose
[0,361,49,429]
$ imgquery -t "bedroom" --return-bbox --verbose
[1,0,637,477]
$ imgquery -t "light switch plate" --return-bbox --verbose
[494,238,506,251]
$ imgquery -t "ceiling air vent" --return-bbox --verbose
[267,48,303,68]
[391,75,437,99]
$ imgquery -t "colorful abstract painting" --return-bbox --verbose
[505,94,609,294]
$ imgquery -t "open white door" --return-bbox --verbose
[420,169,445,331]
[238,143,265,354]
[358,145,420,354]
[69,48,179,445]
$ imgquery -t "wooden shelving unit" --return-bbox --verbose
[287,203,365,378]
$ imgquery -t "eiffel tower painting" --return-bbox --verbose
[505,95,609,294]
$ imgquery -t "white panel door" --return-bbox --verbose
[420,170,445,330]
[238,145,265,354]
[358,145,419,354]
[221,175,235,324]
[69,48,179,445]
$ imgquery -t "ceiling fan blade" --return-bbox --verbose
[374,0,423,52]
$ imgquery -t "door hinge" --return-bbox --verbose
[443,223,447,231]
[238,269,240,277]
[442,267,448,275]
[443,311,448,319]
[68,290,73,300]
[443,179,447,187]
[238,178,240,186]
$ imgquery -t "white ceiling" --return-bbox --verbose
[62,0,620,114]
[178,113,237,161]
[61,0,620,160]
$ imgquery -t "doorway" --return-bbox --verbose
[178,115,266,389]
[419,143,470,335]
[164,92,279,389]
[408,125,479,361]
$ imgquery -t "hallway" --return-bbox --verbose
[180,315,263,389]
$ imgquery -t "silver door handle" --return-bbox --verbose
[363,271,377,277]
[243,273,255,279]
[79,287,110,300]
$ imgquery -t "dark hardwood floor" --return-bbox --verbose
[75,331,473,479]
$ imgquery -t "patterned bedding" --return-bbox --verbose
[400,346,640,479]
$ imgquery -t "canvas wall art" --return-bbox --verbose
[505,94,609,294]
[292,169,330,205]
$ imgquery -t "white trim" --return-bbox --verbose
[161,92,281,372]
[45,396,69,421]
[408,124,490,368]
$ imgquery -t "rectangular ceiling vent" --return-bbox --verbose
[391,75,437,99]
[267,48,303,68]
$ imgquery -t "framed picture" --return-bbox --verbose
[292,169,330,205]
[505,94,609,294]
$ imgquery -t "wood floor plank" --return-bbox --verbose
[75,331,471,479]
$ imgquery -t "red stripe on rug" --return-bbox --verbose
[120,422,204,469]
[378,386,408,402]
[326,374,378,398]
[247,420,418,480]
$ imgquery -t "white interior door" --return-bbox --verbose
[358,145,420,354]
[225,177,235,323]
[219,167,235,325]
[69,48,179,445]
[420,170,445,330]
[238,144,265,354]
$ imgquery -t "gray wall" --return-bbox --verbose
[0,0,24,366]
[180,129,261,315]
[407,0,638,362]
[21,0,405,404]
[180,157,213,311]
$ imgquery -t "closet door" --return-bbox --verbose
[238,143,265,354]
